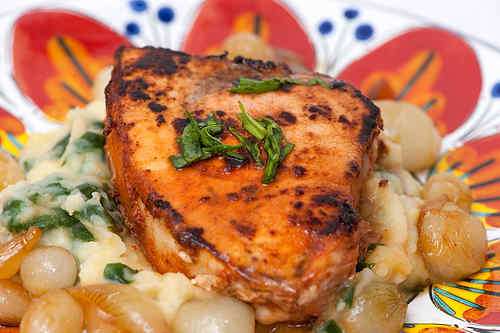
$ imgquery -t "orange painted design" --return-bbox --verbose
[339,28,481,135]
[182,0,316,69]
[404,323,464,332]
[0,107,27,156]
[360,50,447,134]
[233,12,270,40]
[12,10,130,122]
[431,134,500,228]
[43,36,108,120]
[462,240,500,324]
[0,108,24,136]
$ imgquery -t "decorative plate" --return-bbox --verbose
[0,0,499,331]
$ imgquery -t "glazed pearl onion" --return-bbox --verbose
[341,281,407,333]
[418,200,487,282]
[20,289,83,333]
[376,100,441,172]
[422,173,472,211]
[173,296,255,333]
[20,246,78,295]
[0,280,31,326]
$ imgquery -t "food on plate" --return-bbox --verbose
[422,173,473,211]
[20,246,78,295]
[67,284,169,333]
[105,46,381,323]
[418,199,486,282]
[20,289,84,333]
[173,296,255,333]
[0,152,24,192]
[0,45,487,333]
[0,280,31,326]
[375,100,441,171]
[0,227,41,279]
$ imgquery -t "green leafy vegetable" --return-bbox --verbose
[230,77,284,94]
[1,199,26,224]
[169,103,294,184]
[261,118,294,184]
[169,113,241,169]
[45,182,71,197]
[315,320,343,333]
[103,263,138,284]
[50,134,70,159]
[356,243,382,272]
[229,128,262,166]
[179,114,204,163]
[230,77,330,94]
[74,132,105,153]
[71,222,95,241]
[238,102,266,140]
[6,207,95,242]
[22,159,34,172]
[76,183,100,199]
[338,285,355,308]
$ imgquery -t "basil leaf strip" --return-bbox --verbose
[238,102,266,140]
[71,222,95,242]
[180,113,204,163]
[230,77,330,94]
[229,127,263,167]
[103,263,138,284]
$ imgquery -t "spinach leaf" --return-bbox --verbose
[2,199,27,226]
[76,183,100,199]
[74,132,105,153]
[315,320,343,333]
[50,134,70,158]
[338,285,355,309]
[71,222,95,242]
[103,263,138,284]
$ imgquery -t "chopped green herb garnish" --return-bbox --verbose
[50,134,70,158]
[230,77,330,94]
[74,132,105,152]
[8,208,75,233]
[315,320,343,333]
[338,285,355,308]
[103,263,138,284]
[280,143,295,163]
[356,243,382,272]
[180,114,204,163]
[261,118,294,184]
[238,102,267,140]
[76,183,100,199]
[170,113,241,170]
[169,103,294,184]
[229,128,263,167]
[71,222,95,242]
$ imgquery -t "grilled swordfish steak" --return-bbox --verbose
[105,47,381,323]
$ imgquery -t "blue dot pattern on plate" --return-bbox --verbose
[129,0,148,12]
[157,6,175,23]
[355,24,374,41]
[344,8,359,20]
[125,22,140,36]
[318,20,334,35]
[492,82,500,98]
